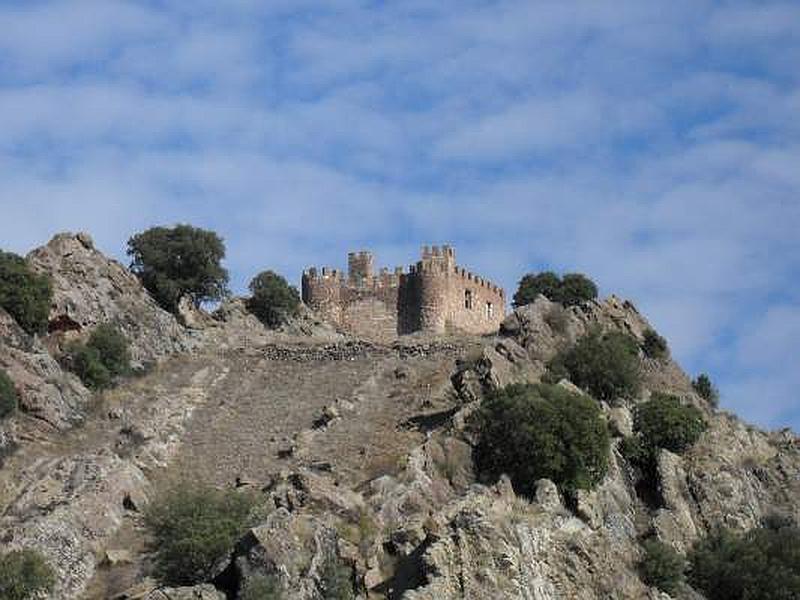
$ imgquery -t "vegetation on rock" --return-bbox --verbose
[545,328,641,402]
[641,328,669,360]
[0,549,55,600]
[145,484,256,586]
[513,271,598,307]
[320,558,354,600]
[127,224,229,313]
[246,270,301,328]
[692,373,720,407]
[633,393,706,456]
[67,324,130,390]
[0,251,53,335]
[639,538,685,594]
[688,523,800,600]
[0,369,18,420]
[240,573,283,600]
[470,383,610,497]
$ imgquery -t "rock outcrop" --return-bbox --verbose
[0,307,89,433]
[27,232,196,366]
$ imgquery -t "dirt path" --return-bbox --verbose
[81,340,472,598]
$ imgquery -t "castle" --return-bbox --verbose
[302,245,506,340]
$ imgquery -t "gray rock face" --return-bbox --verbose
[27,232,196,366]
[0,307,89,431]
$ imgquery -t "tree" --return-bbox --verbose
[639,539,685,594]
[633,393,706,455]
[470,383,610,497]
[559,273,599,307]
[513,272,561,307]
[127,225,229,313]
[0,549,55,600]
[513,271,598,308]
[0,251,52,335]
[246,271,301,328]
[642,328,669,360]
[545,328,641,402]
[67,324,130,390]
[688,525,800,600]
[145,484,256,585]
[692,373,719,407]
[0,369,18,420]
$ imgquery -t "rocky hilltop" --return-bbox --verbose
[0,233,798,600]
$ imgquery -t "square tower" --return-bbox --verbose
[348,251,374,286]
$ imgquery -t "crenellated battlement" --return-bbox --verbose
[302,245,505,339]
[302,266,343,282]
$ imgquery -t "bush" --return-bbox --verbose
[127,225,229,313]
[642,328,669,360]
[246,271,301,328]
[0,251,53,335]
[320,559,354,600]
[639,539,685,594]
[67,324,130,390]
[692,373,719,407]
[0,369,18,420]
[0,549,55,600]
[145,484,256,586]
[470,383,610,497]
[545,329,641,402]
[513,271,598,308]
[634,393,706,455]
[688,525,800,600]
[240,573,282,600]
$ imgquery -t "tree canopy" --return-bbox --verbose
[127,225,229,313]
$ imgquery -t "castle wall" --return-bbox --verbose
[442,266,506,334]
[339,281,400,341]
[302,246,505,340]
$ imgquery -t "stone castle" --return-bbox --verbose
[302,245,506,339]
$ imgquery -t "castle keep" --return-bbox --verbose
[302,245,506,339]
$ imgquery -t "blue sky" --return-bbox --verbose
[0,1,798,431]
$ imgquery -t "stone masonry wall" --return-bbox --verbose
[302,246,505,339]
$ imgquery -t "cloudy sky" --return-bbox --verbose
[0,1,798,430]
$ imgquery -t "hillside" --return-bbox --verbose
[0,233,798,600]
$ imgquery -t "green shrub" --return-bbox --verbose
[688,525,800,600]
[145,484,256,586]
[86,324,130,376]
[0,370,18,420]
[240,573,282,600]
[0,549,55,600]
[127,225,229,313]
[559,274,599,307]
[470,383,610,497]
[692,373,719,407]
[545,329,641,402]
[67,324,130,390]
[639,538,684,594]
[0,251,52,335]
[513,271,598,307]
[634,393,706,455]
[641,328,669,360]
[246,271,301,328]
[320,558,354,600]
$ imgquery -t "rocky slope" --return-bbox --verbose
[0,234,797,600]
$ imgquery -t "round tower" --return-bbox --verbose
[301,267,342,325]
[417,251,450,334]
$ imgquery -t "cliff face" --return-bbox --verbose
[0,233,798,600]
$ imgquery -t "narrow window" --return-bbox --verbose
[465,289,473,310]
[486,302,494,319]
